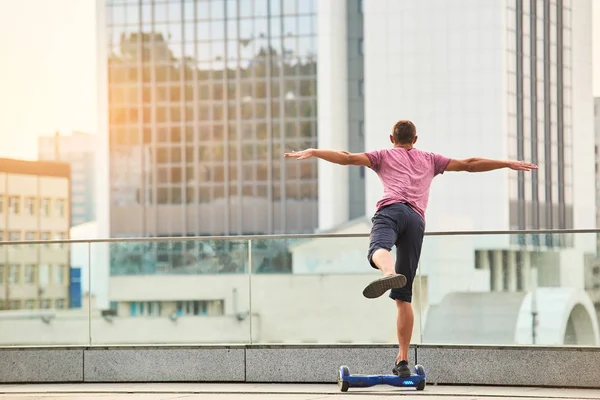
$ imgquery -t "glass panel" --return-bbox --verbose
[419,232,596,346]
[249,232,599,347]
[2,232,597,347]
[90,239,251,345]
[0,242,89,346]
[249,236,426,344]
[0,231,600,346]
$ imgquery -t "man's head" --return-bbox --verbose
[390,120,417,147]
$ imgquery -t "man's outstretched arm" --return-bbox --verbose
[446,158,537,172]
[284,148,372,167]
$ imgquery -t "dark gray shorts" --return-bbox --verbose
[367,202,425,303]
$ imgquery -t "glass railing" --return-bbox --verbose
[1,230,599,348]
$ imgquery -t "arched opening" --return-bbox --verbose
[563,304,596,345]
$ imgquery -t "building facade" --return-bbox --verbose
[357,0,596,334]
[38,131,97,227]
[0,158,71,311]
[105,0,364,237]
[362,0,594,249]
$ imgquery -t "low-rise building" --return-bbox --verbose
[0,158,71,310]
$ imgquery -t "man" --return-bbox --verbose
[284,119,537,377]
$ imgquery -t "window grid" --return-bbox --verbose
[508,0,572,239]
[108,0,318,236]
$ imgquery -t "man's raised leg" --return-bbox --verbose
[363,249,407,298]
[363,211,408,299]
[370,248,396,276]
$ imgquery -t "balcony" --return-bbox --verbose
[0,229,600,389]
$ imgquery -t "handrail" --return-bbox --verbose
[0,228,592,246]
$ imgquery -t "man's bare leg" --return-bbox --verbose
[395,300,414,363]
[362,249,407,299]
[371,248,396,276]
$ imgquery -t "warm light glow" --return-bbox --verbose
[0,0,97,161]
[0,0,598,162]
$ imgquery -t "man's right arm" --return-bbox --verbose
[445,158,538,173]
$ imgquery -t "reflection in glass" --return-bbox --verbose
[109,240,249,275]
[107,0,318,236]
[92,239,251,345]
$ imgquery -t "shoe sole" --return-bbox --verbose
[362,274,407,299]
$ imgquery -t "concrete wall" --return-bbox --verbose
[2,345,600,388]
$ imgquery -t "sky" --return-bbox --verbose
[0,0,97,160]
[0,1,598,161]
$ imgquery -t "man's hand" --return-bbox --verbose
[508,161,538,171]
[284,149,315,160]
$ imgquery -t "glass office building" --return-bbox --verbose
[106,0,319,237]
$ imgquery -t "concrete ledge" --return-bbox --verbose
[0,348,83,383]
[416,345,600,388]
[246,345,417,382]
[0,345,599,387]
[83,347,245,382]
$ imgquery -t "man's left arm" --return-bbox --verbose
[284,148,373,167]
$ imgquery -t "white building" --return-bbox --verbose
[38,131,97,227]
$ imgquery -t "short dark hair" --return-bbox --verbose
[392,120,416,144]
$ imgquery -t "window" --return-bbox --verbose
[40,299,52,309]
[8,231,20,242]
[25,232,36,247]
[41,198,51,216]
[55,299,66,309]
[358,39,363,55]
[24,300,36,309]
[38,264,50,286]
[175,300,224,316]
[24,264,36,284]
[8,196,20,214]
[0,264,3,284]
[24,197,36,215]
[9,264,19,284]
[53,232,66,248]
[54,264,66,285]
[129,301,162,317]
[0,194,4,213]
[41,232,51,247]
[55,199,66,217]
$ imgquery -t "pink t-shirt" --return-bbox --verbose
[365,147,452,221]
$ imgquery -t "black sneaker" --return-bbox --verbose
[392,360,411,378]
[362,274,407,299]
